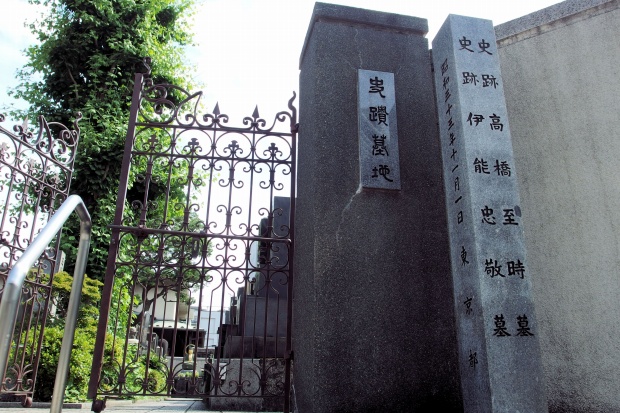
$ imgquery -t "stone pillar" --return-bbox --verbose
[294,3,461,412]
[431,15,547,412]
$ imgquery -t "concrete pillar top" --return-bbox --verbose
[299,2,429,68]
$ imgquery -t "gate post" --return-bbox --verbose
[295,3,461,412]
[87,71,144,401]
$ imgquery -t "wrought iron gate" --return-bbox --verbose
[0,114,81,406]
[88,60,297,412]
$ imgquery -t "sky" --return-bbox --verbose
[0,0,564,123]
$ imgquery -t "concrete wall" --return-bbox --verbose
[496,1,620,411]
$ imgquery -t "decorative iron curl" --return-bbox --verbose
[140,82,202,126]
[1,113,81,168]
[140,56,153,77]
[135,80,296,135]
[254,135,293,162]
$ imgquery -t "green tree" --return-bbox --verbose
[10,0,197,282]
[7,1,215,401]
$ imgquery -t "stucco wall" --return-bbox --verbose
[496,1,620,411]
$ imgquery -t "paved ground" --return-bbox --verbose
[0,398,278,413]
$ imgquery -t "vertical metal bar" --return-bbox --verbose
[50,199,92,413]
[87,72,144,399]
[283,93,298,413]
[28,193,66,397]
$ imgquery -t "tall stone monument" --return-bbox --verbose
[432,15,547,412]
[295,3,461,412]
[220,196,291,358]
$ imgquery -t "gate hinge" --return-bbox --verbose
[285,350,294,361]
[291,123,299,133]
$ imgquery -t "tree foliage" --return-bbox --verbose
[10,0,197,281]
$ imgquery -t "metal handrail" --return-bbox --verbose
[0,195,91,413]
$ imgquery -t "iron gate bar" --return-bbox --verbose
[87,67,144,403]
[283,122,297,413]
[134,122,296,134]
[88,59,297,413]
[108,225,292,243]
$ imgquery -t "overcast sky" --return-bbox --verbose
[0,0,563,123]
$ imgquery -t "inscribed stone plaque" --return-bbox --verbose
[358,69,400,190]
[432,14,547,413]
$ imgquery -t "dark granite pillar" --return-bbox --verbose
[294,3,462,412]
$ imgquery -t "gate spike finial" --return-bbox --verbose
[252,105,260,120]
[213,103,220,116]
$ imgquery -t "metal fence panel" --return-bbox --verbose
[0,113,81,406]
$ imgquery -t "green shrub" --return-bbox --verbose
[35,326,95,402]
[34,272,108,402]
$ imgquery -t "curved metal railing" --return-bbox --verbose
[0,195,91,413]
